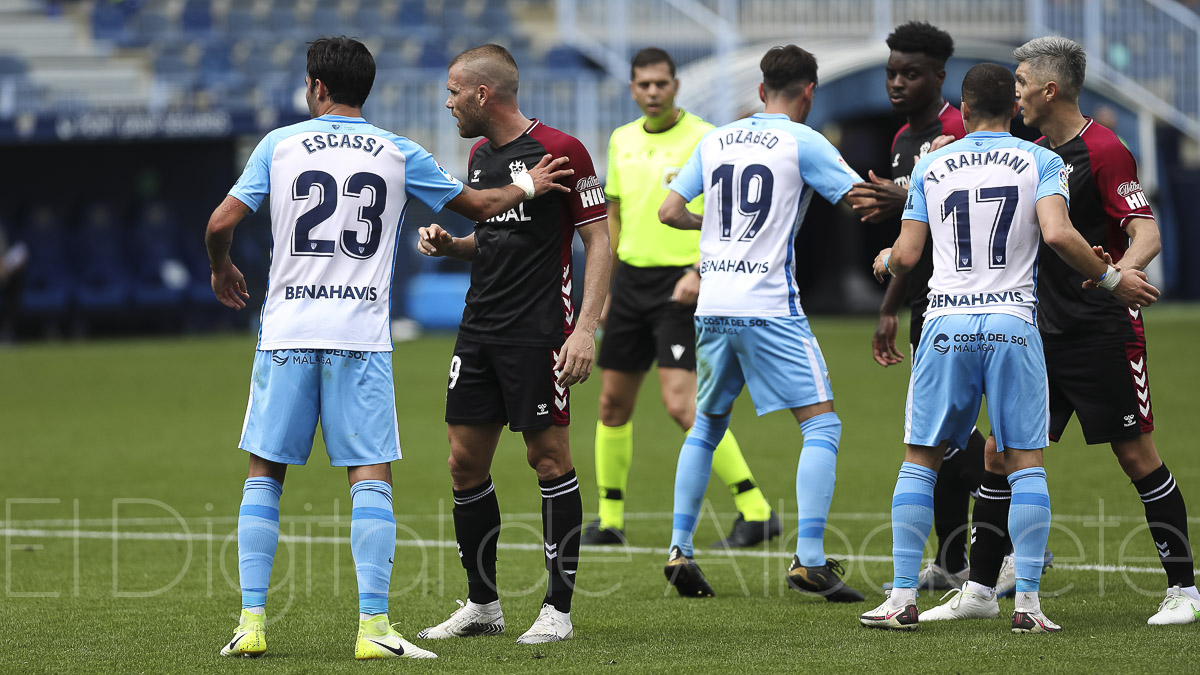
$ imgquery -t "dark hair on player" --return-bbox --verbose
[449,44,520,99]
[760,45,818,97]
[630,47,676,80]
[306,36,375,108]
[961,63,1016,121]
[885,21,955,64]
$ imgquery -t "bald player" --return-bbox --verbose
[416,44,611,645]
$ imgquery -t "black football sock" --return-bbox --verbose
[1134,463,1195,588]
[453,477,500,605]
[933,446,972,573]
[968,470,1012,588]
[540,469,582,613]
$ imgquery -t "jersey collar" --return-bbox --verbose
[750,112,790,120]
[964,130,1010,139]
[316,114,368,124]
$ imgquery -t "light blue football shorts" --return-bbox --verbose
[239,349,401,467]
[695,315,833,416]
[905,313,1048,451]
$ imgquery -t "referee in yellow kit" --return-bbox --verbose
[584,48,779,548]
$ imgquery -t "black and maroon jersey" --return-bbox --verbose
[1036,118,1154,338]
[457,119,606,348]
[890,101,967,309]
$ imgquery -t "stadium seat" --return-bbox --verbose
[180,0,213,38]
[73,204,132,315]
[131,204,187,310]
[0,56,28,76]
[91,3,130,43]
[19,206,73,317]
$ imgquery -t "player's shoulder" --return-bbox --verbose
[938,103,967,139]
[678,110,714,135]
[528,119,588,155]
[1080,119,1135,163]
[610,118,646,144]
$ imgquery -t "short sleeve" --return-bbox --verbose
[901,157,929,223]
[1091,138,1154,227]
[560,136,606,227]
[796,131,863,204]
[604,131,620,201]
[399,140,465,213]
[228,132,275,212]
[668,143,704,202]
[1033,149,1070,207]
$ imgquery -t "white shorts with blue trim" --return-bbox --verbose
[695,315,833,416]
[239,349,401,467]
[905,313,1048,451]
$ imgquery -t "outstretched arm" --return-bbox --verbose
[205,195,252,310]
[445,154,573,222]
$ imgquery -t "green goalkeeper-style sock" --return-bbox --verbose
[595,421,633,530]
[710,428,771,522]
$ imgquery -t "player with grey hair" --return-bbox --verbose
[1012,36,1087,102]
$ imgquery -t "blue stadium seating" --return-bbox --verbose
[131,203,187,310]
[74,204,132,315]
[19,207,72,317]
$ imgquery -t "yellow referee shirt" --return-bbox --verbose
[605,110,711,268]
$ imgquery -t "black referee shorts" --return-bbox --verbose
[444,336,569,432]
[1044,324,1154,445]
[597,262,696,372]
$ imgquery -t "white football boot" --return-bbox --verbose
[1148,586,1200,626]
[417,599,505,639]
[919,586,1000,621]
[516,603,574,644]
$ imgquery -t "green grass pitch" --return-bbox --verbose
[3,307,1200,672]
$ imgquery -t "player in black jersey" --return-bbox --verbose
[415,45,611,644]
[847,22,987,591]
[922,36,1195,626]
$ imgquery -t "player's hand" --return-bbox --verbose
[417,224,454,257]
[929,134,955,152]
[872,247,894,282]
[555,330,595,387]
[671,268,700,305]
[211,261,249,310]
[527,154,574,197]
[848,171,907,223]
[872,312,905,367]
[1109,268,1160,310]
[1080,246,1116,289]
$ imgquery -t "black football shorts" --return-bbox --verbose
[1044,329,1154,445]
[597,262,696,372]
[444,336,569,431]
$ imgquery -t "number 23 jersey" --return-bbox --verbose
[668,113,861,317]
[228,114,464,351]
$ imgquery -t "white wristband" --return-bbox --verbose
[1097,265,1122,291]
[512,171,535,200]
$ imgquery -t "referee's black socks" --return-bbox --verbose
[453,477,501,605]
[1135,463,1196,588]
[540,469,582,613]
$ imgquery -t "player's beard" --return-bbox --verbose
[455,100,486,139]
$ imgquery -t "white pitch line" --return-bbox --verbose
[3,510,1190,528]
[3,528,1194,576]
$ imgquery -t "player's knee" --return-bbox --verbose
[447,452,482,485]
[529,453,570,480]
[1112,434,1162,479]
[597,391,633,426]
[663,397,693,430]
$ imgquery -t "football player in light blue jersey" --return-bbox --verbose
[860,63,1159,633]
[205,36,572,661]
[657,45,873,602]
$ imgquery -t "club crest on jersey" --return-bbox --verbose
[509,160,527,176]
[892,153,901,168]
[662,166,681,189]
[471,169,481,182]
[919,141,932,156]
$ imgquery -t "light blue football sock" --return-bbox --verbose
[1008,467,1051,593]
[669,412,731,557]
[891,462,937,590]
[238,476,282,609]
[350,480,396,616]
[795,412,841,566]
